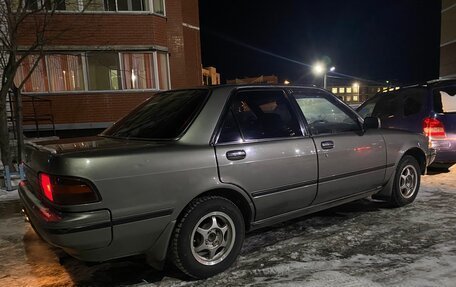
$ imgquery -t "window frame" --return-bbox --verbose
[213,88,309,146]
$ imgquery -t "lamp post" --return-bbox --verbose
[312,63,335,89]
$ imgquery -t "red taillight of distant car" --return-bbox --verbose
[39,173,100,205]
[423,117,446,138]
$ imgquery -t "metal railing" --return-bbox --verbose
[8,92,56,137]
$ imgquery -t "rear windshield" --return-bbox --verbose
[102,89,208,140]
[433,86,456,114]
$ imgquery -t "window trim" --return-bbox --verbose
[212,87,309,146]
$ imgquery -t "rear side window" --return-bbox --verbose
[433,86,456,113]
[103,89,208,140]
[218,90,302,142]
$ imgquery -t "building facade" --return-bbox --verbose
[441,0,456,77]
[15,0,202,132]
[226,75,278,85]
[202,66,220,85]
[328,84,398,105]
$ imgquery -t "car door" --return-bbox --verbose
[214,89,318,220]
[291,89,387,204]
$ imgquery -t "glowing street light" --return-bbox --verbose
[312,62,325,76]
[312,62,335,89]
[284,80,290,85]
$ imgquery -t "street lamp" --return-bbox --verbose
[312,62,335,89]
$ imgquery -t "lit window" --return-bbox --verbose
[87,52,121,90]
[346,87,352,93]
[346,96,351,102]
[153,0,165,14]
[122,53,156,89]
[157,52,170,90]
[15,55,49,92]
[47,54,85,92]
[339,87,345,94]
[83,0,105,11]
[353,95,359,102]
[331,87,338,94]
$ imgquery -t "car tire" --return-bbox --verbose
[171,196,245,279]
[390,155,421,207]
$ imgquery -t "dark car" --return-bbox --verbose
[20,85,434,279]
[357,78,456,168]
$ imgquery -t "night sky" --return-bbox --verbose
[199,0,441,86]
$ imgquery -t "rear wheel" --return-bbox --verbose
[390,155,421,207]
[171,196,245,279]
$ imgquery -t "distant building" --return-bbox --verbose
[202,66,220,85]
[441,0,456,77]
[327,84,399,105]
[226,75,278,85]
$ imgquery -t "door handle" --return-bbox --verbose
[321,141,334,150]
[226,150,246,161]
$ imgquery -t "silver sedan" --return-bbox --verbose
[19,85,436,279]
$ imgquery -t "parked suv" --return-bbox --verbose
[357,78,456,167]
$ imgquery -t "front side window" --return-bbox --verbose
[228,90,302,141]
[47,54,84,92]
[371,93,400,119]
[103,89,208,139]
[293,90,360,135]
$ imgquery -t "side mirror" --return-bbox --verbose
[363,116,381,130]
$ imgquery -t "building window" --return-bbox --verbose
[47,54,85,92]
[353,95,359,102]
[17,51,169,93]
[346,87,352,93]
[117,0,148,11]
[15,55,49,92]
[122,53,155,90]
[339,87,345,94]
[157,52,170,90]
[87,52,121,90]
[152,0,165,14]
[331,87,338,94]
[346,96,351,102]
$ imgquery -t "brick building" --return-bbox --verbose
[226,75,278,85]
[15,0,202,134]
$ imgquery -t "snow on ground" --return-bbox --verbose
[0,168,455,286]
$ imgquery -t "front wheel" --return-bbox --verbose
[390,155,421,207]
[171,196,245,279]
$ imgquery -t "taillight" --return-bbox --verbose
[423,117,446,138]
[39,173,100,205]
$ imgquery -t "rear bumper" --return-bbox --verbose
[431,139,456,163]
[19,182,174,263]
[19,183,112,251]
